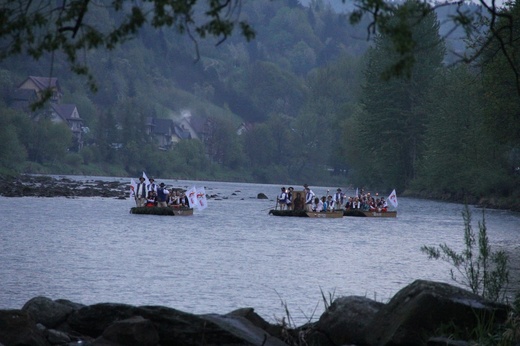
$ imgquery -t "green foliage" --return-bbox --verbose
[0,110,28,172]
[344,0,445,191]
[0,0,255,101]
[415,66,490,194]
[479,1,520,195]
[64,153,83,168]
[421,205,509,302]
[170,139,210,178]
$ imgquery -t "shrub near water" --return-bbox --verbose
[421,204,520,344]
[421,204,509,302]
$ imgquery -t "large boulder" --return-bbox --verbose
[0,310,49,346]
[98,316,160,346]
[226,307,283,338]
[67,303,287,345]
[257,193,269,199]
[136,305,249,345]
[364,280,510,346]
[311,295,384,345]
[202,313,287,346]
[22,296,76,329]
[67,303,140,337]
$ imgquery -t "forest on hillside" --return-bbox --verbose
[0,0,519,207]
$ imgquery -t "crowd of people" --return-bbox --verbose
[134,176,190,208]
[276,185,389,213]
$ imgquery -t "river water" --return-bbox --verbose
[1,177,519,326]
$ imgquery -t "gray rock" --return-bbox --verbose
[364,280,510,346]
[202,313,286,346]
[226,307,283,338]
[67,303,264,345]
[55,298,86,311]
[100,316,159,346]
[46,328,71,344]
[22,296,75,329]
[313,295,384,345]
[67,303,140,338]
[257,193,268,199]
[137,305,249,345]
[0,309,49,346]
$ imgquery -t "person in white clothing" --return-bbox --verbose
[135,176,147,207]
[277,187,287,210]
[327,195,335,211]
[156,182,169,207]
[304,186,315,212]
[313,197,324,212]
[147,178,157,193]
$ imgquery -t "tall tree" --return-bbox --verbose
[416,65,497,196]
[480,1,520,181]
[347,0,445,190]
[0,109,28,173]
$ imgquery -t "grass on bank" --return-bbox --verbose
[421,204,519,345]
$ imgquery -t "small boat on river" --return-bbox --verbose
[268,209,343,218]
[344,210,397,218]
[269,209,396,218]
[268,210,307,217]
[130,207,194,216]
[306,210,344,218]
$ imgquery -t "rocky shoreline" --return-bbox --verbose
[0,175,130,198]
[0,280,516,346]
[2,174,519,213]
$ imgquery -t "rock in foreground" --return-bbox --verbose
[0,280,515,346]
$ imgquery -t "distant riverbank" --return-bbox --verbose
[2,174,520,213]
[403,189,520,212]
[0,174,128,198]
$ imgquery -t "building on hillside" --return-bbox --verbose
[8,88,38,113]
[237,122,254,135]
[188,114,209,142]
[10,76,85,151]
[173,124,192,143]
[176,115,200,140]
[146,117,194,150]
[17,76,62,103]
[49,104,84,149]
[146,117,175,150]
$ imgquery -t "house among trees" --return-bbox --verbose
[146,117,193,150]
[8,88,38,113]
[17,76,63,103]
[50,104,84,149]
[10,76,84,150]
[237,122,254,135]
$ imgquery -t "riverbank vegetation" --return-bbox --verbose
[0,0,519,209]
[421,206,520,345]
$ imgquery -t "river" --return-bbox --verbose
[1,177,519,326]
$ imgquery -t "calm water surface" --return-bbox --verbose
[1,177,519,325]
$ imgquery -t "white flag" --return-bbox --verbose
[129,178,137,198]
[355,188,359,197]
[142,171,150,185]
[196,186,208,210]
[187,186,198,209]
[387,189,398,208]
